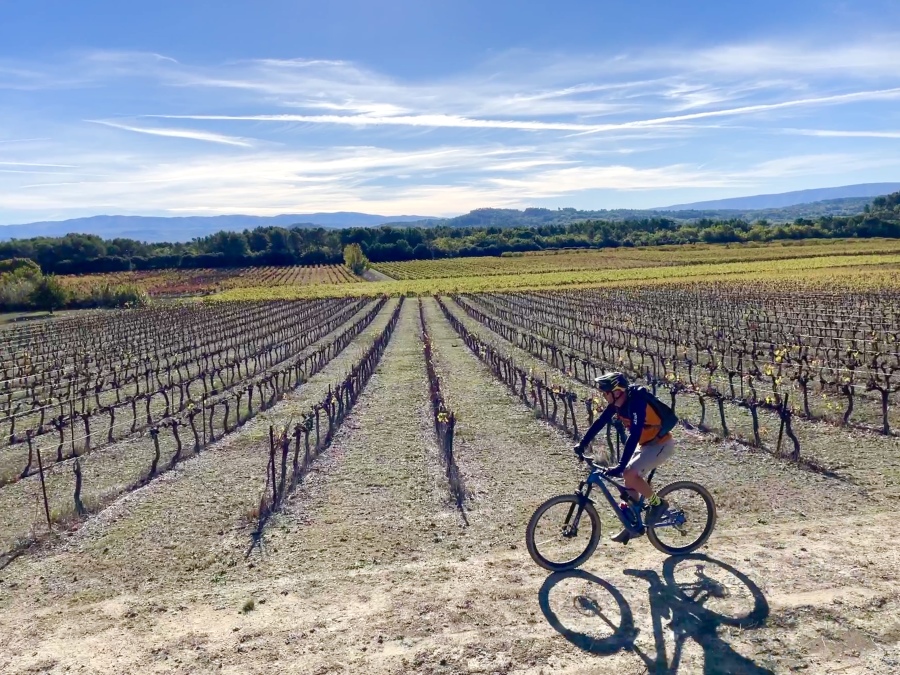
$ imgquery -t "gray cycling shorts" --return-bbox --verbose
[626,435,676,477]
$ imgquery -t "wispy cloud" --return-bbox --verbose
[0,138,50,144]
[0,161,77,168]
[144,87,900,136]
[666,39,900,76]
[3,35,900,222]
[90,120,255,147]
[148,112,600,132]
[783,128,900,139]
[6,148,895,218]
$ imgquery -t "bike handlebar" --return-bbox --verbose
[574,447,610,474]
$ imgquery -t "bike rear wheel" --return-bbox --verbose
[647,481,717,556]
[526,494,601,572]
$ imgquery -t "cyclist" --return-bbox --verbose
[574,372,678,544]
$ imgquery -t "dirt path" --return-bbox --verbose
[0,303,898,674]
[362,268,395,282]
[242,299,453,578]
[1,512,897,674]
[420,297,585,550]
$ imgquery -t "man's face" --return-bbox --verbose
[604,389,626,407]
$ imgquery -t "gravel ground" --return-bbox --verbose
[0,298,898,675]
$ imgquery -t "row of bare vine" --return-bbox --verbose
[418,298,464,510]
[449,293,803,461]
[255,298,404,534]
[4,298,390,553]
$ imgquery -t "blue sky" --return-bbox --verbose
[2,0,900,224]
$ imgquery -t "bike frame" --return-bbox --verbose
[578,468,648,536]
[568,464,680,537]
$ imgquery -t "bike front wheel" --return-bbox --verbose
[647,481,717,556]
[526,494,601,572]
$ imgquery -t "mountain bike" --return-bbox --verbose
[526,454,717,572]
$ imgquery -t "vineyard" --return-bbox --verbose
[2,262,900,673]
[0,295,387,555]
[372,238,900,280]
[373,249,680,280]
[217,250,900,300]
[60,264,360,297]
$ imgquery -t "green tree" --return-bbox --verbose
[30,275,69,313]
[248,230,270,253]
[0,258,42,280]
[343,243,369,275]
[201,231,250,258]
[269,228,291,254]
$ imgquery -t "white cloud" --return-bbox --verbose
[148,112,601,132]
[0,137,50,144]
[6,147,892,219]
[146,86,900,136]
[0,161,77,168]
[3,36,900,222]
[90,120,255,147]
[672,39,900,77]
[783,128,900,139]
[737,153,900,179]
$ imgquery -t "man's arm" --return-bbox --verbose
[577,404,615,451]
[615,396,646,471]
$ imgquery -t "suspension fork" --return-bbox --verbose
[563,480,594,534]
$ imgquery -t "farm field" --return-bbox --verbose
[372,238,900,280]
[1,259,900,673]
[59,264,361,297]
[46,239,900,304]
[217,250,900,299]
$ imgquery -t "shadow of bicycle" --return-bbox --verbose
[538,554,775,674]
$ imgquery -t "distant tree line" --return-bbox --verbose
[1,192,899,274]
[0,258,147,313]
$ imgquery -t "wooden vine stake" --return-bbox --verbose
[35,439,51,530]
[73,458,86,516]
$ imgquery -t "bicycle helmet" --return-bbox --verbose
[594,372,628,392]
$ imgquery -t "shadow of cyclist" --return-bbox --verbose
[538,568,638,655]
[539,554,774,674]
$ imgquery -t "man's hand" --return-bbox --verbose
[605,465,624,478]
[573,445,585,461]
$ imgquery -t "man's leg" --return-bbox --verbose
[611,437,676,543]
[623,467,654,499]
[627,436,676,523]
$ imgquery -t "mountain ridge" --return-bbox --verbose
[0,212,438,242]
[2,183,898,242]
[657,182,900,211]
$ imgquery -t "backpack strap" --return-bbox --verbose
[630,384,678,438]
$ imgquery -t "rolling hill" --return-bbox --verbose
[2,183,899,242]
[657,182,900,211]
[0,213,437,243]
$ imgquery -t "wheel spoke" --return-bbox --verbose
[528,496,598,570]
[649,483,714,553]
